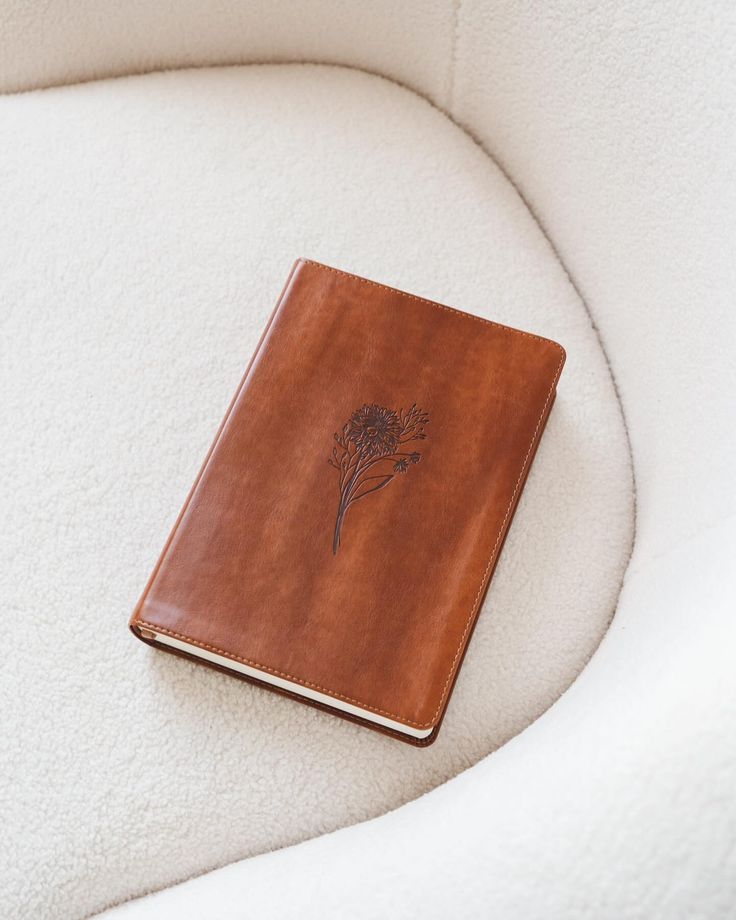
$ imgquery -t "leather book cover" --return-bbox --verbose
[130,259,565,745]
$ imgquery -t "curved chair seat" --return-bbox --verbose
[0,64,633,918]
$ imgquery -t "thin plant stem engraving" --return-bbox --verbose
[328,404,430,554]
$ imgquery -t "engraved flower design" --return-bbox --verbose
[328,403,430,554]
[346,405,402,458]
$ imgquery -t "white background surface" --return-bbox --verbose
[1,1,734,917]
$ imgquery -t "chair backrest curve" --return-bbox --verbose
[3,0,734,562]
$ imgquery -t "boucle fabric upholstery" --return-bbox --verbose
[0,0,453,100]
[451,0,736,564]
[0,65,632,918]
[104,517,736,920]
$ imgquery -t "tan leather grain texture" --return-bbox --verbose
[130,259,565,744]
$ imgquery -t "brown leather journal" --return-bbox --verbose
[130,259,565,745]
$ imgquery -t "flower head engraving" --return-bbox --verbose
[328,403,430,554]
[346,405,402,457]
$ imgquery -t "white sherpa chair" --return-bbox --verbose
[1,3,734,918]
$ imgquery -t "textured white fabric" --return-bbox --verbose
[103,515,736,920]
[451,1,736,564]
[0,65,632,919]
[0,0,454,100]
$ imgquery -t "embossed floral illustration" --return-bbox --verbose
[328,403,429,554]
